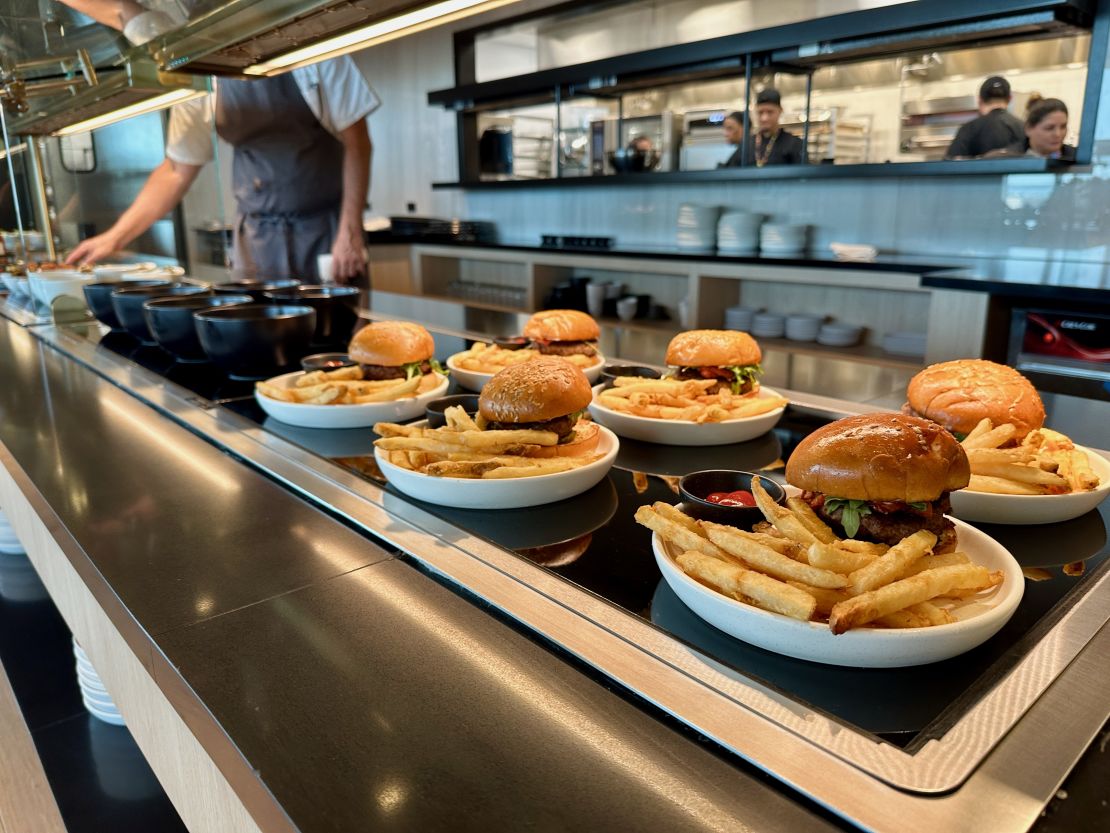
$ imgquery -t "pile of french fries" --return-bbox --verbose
[451,342,599,374]
[373,406,603,479]
[256,365,442,406]
[597,377,787,423]
[636,478,1002,634]
[961,418,1100,495]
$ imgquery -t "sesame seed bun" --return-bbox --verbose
[785,413,970,503]
[524,309,600,342]
[348,321,435,366]
[906,359,1045,440]
[479,357,593,424]
[665,330,762,367]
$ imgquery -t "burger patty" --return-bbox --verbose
[804,492,958,553]
[359,360,432,381]
[485,413,578,441]
[672,367,755,396]
[533,340,598,358]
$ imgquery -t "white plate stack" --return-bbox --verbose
[0,553,47,603]
[785,314,823,342]
[717,212,763,254]
[751,312,786,339]
[760,223,808,255]
[0,509,23,554]
[881,331,928,358]
[676,204,722,253]
[724,306,761,332]
[817,323,863,347]
[74,640,125,726]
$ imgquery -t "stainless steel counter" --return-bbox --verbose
[1,305,1108,833]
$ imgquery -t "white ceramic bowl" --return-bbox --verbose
[588,386,786,446]
[28,271,94,311]
[376,423,619,510]
[654,514,1023,667]
[1,274,26,297]
[255,370,449,429]
[950,446,1110,525]
[446,352,604,392]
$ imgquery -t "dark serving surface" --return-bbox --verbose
[90,323,1110,752]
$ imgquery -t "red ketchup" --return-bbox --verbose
[704,490,756,507]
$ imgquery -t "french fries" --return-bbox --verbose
[372,407,602,480]
[451,342,599,374]
[595,376,786,424]
[637,483,1006,635]
[257,363,446,405]
[960,418,1101,495]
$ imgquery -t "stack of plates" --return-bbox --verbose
[817,323,863,347]
[760,224,808,255]
[0,553,47,603]
[724,306,761,331]
[882,331,927,357]
[785,314,823,342]
[677,204,722,253]
[717,212,763,254]
[0,509,23,554]
[74,640,125,726]
[751,312,786,338]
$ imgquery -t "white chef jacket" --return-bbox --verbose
[166,56,381,166]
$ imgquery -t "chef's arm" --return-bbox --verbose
[56,0,145,30]
[67,158,201,265]
[330,120,372,281]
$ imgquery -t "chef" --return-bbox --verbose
[68,56,379,283]
[944,76,1024,159]
[721,89,805,167]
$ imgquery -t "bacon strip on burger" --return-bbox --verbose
[785,413,971,553]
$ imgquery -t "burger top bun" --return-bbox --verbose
[906,359,1044,440]
[349,320,435,366]
[479,357,593,423]
[523,309,600,342]
[665,329,762,367]
[786,413,970,503]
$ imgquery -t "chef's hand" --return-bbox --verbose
[330,227,366,283]
[66,232,122,266]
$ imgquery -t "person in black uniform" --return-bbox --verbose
[720,89,805,167]
[944,76,1025,159]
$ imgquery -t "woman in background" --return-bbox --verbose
[1013,96,1075,160]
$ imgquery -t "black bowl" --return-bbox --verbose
[264,285,359,346]
[301,352,357,372]
[213,279,301,302]
[600,364,661,387]
[111,283,209,343]
[608,147,661,173]
[493,336,530,350]
[425,394,481,429]
[194,304,316,380]
[84,279,170,329]
[143,294,254,362]
[679,470,785,529]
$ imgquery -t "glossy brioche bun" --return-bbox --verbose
[479,357,593,423]
[665,329,761,367]
[906,359,1044,440]
[349,320,434,366]
[786,413,970,503]
[524,309,600,342]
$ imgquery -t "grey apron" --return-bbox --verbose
[215,74,344,281]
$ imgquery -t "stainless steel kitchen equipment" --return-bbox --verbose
[678,109,734,171]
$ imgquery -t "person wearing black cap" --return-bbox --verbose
[944,76,1025,159]
[720,89,805,167]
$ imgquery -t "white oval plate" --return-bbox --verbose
[950,445,1110,525]
[446,352,604,392]
[376,423,619,509]
[653,515,1023,667]
[588,387,786,446]
[91,262,158,278]
[255,371,449,429]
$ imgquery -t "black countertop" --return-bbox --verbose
[0,318,847,830]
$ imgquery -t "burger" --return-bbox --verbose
[665,329,763,395]
[523,310,600,359]
[785,413,970,553]
[348,320,445,383]
[904,359,1044,442]
[478,357,600,457]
